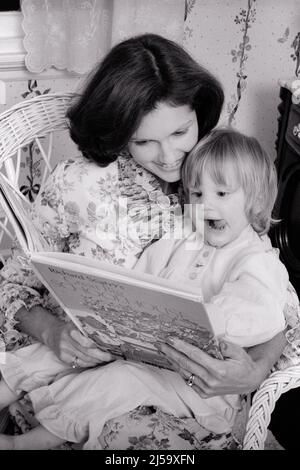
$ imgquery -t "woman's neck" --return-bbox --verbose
[159,179,180,195]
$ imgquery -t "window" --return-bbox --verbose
[0,0,23,72]
[0,9,25,71]
[0,3,75,83]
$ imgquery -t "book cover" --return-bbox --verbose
[31,252,222,370]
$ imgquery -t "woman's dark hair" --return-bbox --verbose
[67,33,224,166]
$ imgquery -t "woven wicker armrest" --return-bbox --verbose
[243,365,300,449]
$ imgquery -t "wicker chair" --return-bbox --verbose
[0,92,300,450]
[0,92,74,262]
[242,365,300,449]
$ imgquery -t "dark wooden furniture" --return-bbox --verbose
[271,85,300,298]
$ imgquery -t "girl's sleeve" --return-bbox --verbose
[205,252,289,347]
[0,161,71,349]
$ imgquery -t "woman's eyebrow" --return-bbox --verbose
[175,119,193,129]
[129,137,149,142]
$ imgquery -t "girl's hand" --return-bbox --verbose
[159,338,269,397]
[44,322,113,368]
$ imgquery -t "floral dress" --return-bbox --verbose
[0,153,300,450]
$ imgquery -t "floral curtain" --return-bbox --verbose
[21,0,185,75]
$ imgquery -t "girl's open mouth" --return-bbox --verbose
[205,219,226,231]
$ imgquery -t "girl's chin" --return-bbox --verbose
[204,235,227,248]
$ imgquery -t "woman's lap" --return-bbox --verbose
[9,399,236,450]
[99,406,236,450]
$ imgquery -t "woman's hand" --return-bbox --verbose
[158,337,280,397]
[44,322,114,368]
[15,305,113,368]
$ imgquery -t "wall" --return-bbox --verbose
[183,0,300,160]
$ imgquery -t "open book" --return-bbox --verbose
[0,172,221,370]
[0,173,50,254]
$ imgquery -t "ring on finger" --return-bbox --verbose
[186,373,195,387]
[71,356,79,369]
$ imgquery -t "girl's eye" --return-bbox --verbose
[191,191,202,198]
[217,191,228,197]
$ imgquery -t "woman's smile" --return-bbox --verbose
[155,158,184,170]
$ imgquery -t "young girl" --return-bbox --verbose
[0,128,288,450]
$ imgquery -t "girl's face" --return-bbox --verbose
[128,102,198,182]
[189,168,249,247]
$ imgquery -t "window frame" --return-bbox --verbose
[0,10,78,83]
[0,11,25,71]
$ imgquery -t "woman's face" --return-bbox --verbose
[128,102,199,182]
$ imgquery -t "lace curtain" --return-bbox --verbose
[21,0,185,74]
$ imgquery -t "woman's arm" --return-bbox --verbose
[158,332,286,397]
[15,305,113,367]
[246,331,287,378]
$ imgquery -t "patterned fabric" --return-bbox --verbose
[9,400,236,450]
[99,406,237,450]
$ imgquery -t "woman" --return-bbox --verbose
[0,33,297,449]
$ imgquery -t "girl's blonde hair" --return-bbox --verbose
[181,127,278,235]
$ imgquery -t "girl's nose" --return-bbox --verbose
[201,193,214,210]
